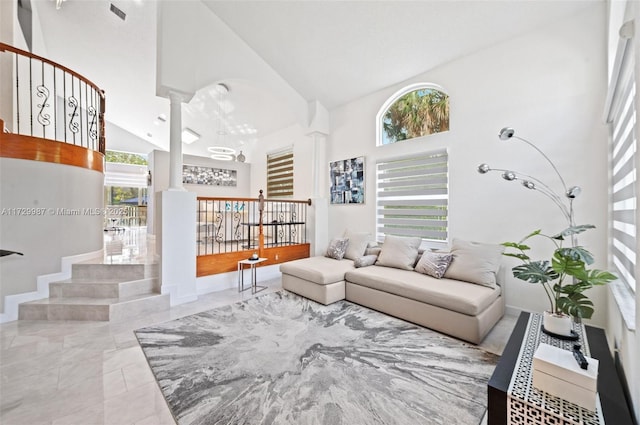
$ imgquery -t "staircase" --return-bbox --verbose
[18,263,169,321]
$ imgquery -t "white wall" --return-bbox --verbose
[327,4,610,326]
[0,158,104,313]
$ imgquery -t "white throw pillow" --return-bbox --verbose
[415,252,454,278]
[375,235,421,270]
[343,230,372,261]
[443,239,504,288]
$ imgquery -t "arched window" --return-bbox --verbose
[377,84,449,146]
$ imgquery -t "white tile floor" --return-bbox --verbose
[2,225,520,424]
[1,276,517,425]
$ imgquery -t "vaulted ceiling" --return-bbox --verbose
[32,0,600,159]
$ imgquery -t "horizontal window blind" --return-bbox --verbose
[267,150,294,197]
[610,50,637,292]
[376,149,448,242]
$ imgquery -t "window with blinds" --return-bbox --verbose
[267,150,294,197]
[376,149,448,244]
[609,48,637,293]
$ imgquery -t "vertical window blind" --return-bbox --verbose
[609,47,637,293]
[267,150,294,197]
[376,149,448,243]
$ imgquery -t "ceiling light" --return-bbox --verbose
[211,154,234,161]
[182,128,200,144]
[208,146,236,155]
[55,0,66,9]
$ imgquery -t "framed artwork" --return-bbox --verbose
[183,165,237,186]
[330,156,365,204]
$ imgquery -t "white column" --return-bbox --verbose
[308,131,329,255]
[168,91,184,191]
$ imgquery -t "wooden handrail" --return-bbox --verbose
[197,196,312,205]
[0,42,104,97]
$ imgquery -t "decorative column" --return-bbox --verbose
[308,131,329,256]
[168,91,184,191]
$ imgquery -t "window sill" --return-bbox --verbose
[609,280,636,332]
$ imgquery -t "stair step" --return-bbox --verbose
[71,263,158,280]
[49,278,159,299]
[18,293,169,321]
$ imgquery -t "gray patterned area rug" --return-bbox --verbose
[135,291,498,425]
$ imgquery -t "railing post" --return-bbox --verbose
[258,190,265,256]
[99,89,106,154]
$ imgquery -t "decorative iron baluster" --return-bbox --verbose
[35,85,51,127]
[67,95,79,134]
[214,211,224,245]
[233,202,243,241]
[88,106,97,142]
[291,210,298,242]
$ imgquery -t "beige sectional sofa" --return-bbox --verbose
[280,234,505,344]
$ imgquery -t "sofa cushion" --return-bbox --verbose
[345,265,500,316]
[280,256,355,285]
[443,239,504,288]
[343,231,373,260]
[375,235,421,270]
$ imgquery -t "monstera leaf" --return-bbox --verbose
[551,250,585,276]
[552,225,595,241]
[556,246,594,265]
[557,292,595,319]
[512,261,558,283]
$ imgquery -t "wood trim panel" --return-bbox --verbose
[196,243,310,277]
[0,133,104,173]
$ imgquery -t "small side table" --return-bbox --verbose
[237,258,268,294]
[487,312,633,425]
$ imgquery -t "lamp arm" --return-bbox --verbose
[485,167,566,207]
[513,135,569,193]
[483,167,571,224]
[530,185,573,224]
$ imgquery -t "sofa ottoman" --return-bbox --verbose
[280,256,355,305]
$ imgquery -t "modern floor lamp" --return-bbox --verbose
[477,127,581,229]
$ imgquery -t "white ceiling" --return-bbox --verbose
[32,0,600,160]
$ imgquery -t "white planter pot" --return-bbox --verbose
[543,311,573,336]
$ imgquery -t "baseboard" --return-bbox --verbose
[0,248,104,323]
[505,305,525,317]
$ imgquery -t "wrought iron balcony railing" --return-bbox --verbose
[0,42,106,154]
[197,196,309,256]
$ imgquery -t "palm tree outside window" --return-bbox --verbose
[378,85,449,145]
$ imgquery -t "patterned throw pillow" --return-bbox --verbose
[326,238,349,260]
[354,254,378,268]
[414,252,454,278]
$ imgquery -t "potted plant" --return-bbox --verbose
[502,224,616,337]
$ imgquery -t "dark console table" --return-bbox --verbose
[487,312,633,425]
